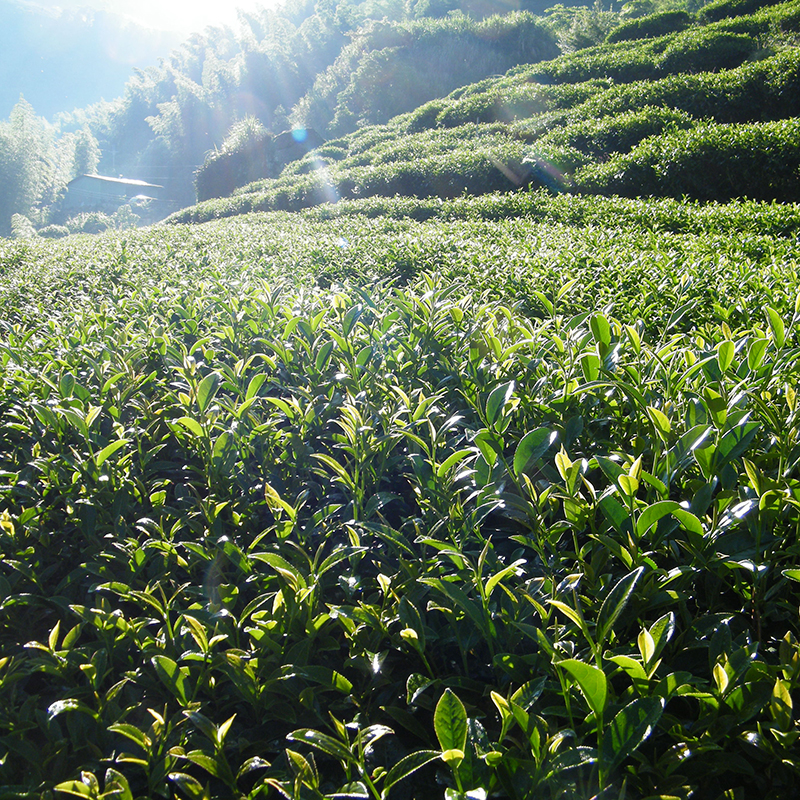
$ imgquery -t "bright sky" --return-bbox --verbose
[34,0,284,36]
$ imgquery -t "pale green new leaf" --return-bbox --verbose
[434,688,467,753]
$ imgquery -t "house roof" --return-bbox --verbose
[67,174,164,190]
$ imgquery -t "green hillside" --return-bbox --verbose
[1,1,800,799]
[174,0,800,223]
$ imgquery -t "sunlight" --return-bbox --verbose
[37,0,284,36]
[127,0,281,35]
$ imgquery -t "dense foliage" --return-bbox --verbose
[290,12,558,137]
[0,100,101,237]
[605,11,693,44]
[2,191,800,799]
[2,0,800,798]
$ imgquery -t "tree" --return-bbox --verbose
[0,97,55,236]
[71,127,101,178]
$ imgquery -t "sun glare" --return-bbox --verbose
[51,0,284,36]
[130,0,277,35]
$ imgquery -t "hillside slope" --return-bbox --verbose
[173,0,800,223]
[3,2,800,798]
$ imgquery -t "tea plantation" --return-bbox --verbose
[2,1,800,798]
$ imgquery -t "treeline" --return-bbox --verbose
[0,100,100,237]
[98,0,566,203]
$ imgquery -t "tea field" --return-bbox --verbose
[1,191,799,799]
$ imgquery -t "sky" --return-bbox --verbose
[29,0,284,36]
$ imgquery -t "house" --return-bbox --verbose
[62,174,165,215]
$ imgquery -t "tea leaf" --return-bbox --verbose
[436,448,475,479]
[747,337,768,370]
[52,781,93,798]
[646,406,671,439]
[596,566,644,646]
[559,659,608,718]
[245,373,267,401]
[108,723,150,750]
[716,340,735,373]
[513,428,555,476]
[169,772,209,800]
[434,689,468,754]
[765,306,786,348]
[381,750,440,795]
[47,699,98,722]
[590,313,611,347]
[287,729,355,765]
[484,559,526,599]
[94,438,129,467]
[196,372,220,413]
[174,416,205,438]
[152,655,189,706]
[440,748,464,769]
[601,697,664,773]
[486,381,515,428]
[102,770,133,800]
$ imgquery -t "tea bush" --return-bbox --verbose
[171,125,549,223]
[699,0,786,23]
[65,211,114,234]
[656,27,756,72]
[578,47,800,122]
[538,105,697,157]
[529,38,667,84]
[605,10,694,43]
[576,117,800,201]
[1,199,800,798]
[37,224,70,239]
[403,78,609,130]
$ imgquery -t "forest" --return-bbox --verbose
[1,0,800,798]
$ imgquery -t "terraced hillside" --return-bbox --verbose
[176,0,800,223]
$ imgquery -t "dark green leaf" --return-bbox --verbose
[47,699,98,722]
[601,697,664,773]
[513,428,554,477]
[486,381,514,428]
[382,750,440,794]
[287,729,355,764]
[169,772,209,800]
[596,566,644,646]
[152,655,189,705]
